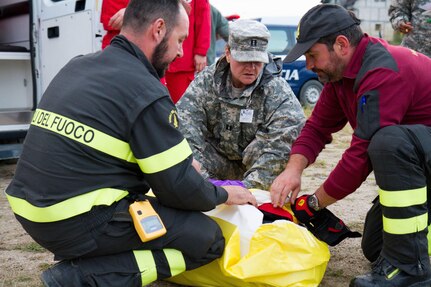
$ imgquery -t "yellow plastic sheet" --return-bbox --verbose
[168,206,330,287]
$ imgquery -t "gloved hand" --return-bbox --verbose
[291,194,319,224]
[209,179,245,187]
[304,208,361,246]
[258,203,295,223]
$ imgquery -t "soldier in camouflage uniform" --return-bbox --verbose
[389,0,431,57]
[176,19,305,190]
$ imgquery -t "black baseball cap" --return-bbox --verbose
[283,4,360,63]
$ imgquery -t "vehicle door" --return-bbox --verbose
[34,0,103,97]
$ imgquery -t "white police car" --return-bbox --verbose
[216,16,323,108]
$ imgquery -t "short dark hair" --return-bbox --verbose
[123,0,181,35]
[316,11,364,50]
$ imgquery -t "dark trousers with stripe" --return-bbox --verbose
[363,125,431,276]
[18,197,225,286]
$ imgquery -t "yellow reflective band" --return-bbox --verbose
[133,250,157,286]
[382,213,428,235]
[387,268,400,279]
[163,249,186,277]
[31,109,136,163]
[428,224,431,255]
[6,188,129,223]
[137,139,192,174]
[379,187,426,208]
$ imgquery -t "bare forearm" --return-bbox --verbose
[287,154,308,173]
[314,185,338,208]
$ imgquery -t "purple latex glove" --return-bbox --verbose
[208,179,245,188]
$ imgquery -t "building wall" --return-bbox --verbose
[323,0,397,42]
[353,0,395,42]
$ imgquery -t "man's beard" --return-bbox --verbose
[313,51,345,84]
[152,36,170,78]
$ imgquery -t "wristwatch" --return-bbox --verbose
[307,194,321,211]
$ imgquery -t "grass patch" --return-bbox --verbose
[313,159,327,168]
[303,106,313,118]
[14,242,46,253]
[14,276,32,282]
[39,262,52,271]
[325,268,345,278]
[0,276,35,287]
[348,221,364,232]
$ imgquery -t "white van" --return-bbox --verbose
[0,0,104,159]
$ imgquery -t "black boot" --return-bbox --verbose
[40,260,87,287]
[350,256,431,287]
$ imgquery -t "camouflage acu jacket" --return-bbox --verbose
[176,55,305,189]
[389,0,431,57]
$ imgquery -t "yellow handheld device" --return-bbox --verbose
[129,200,166,242]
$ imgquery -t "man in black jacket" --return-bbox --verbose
[5,0,256,286]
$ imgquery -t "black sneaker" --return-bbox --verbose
[40,260,87,287]
[350,256,431,287]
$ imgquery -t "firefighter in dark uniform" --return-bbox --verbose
[5,0,257,286]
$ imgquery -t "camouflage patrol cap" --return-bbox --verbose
[228,19,270,63]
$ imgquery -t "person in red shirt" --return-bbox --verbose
[164,0,211,103]
[270,4,431,287]
[101,0,178,86]
[100,0,128,49]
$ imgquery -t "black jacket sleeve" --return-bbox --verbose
[129,97,228,211]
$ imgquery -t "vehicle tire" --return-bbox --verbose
[299,79,323,108]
